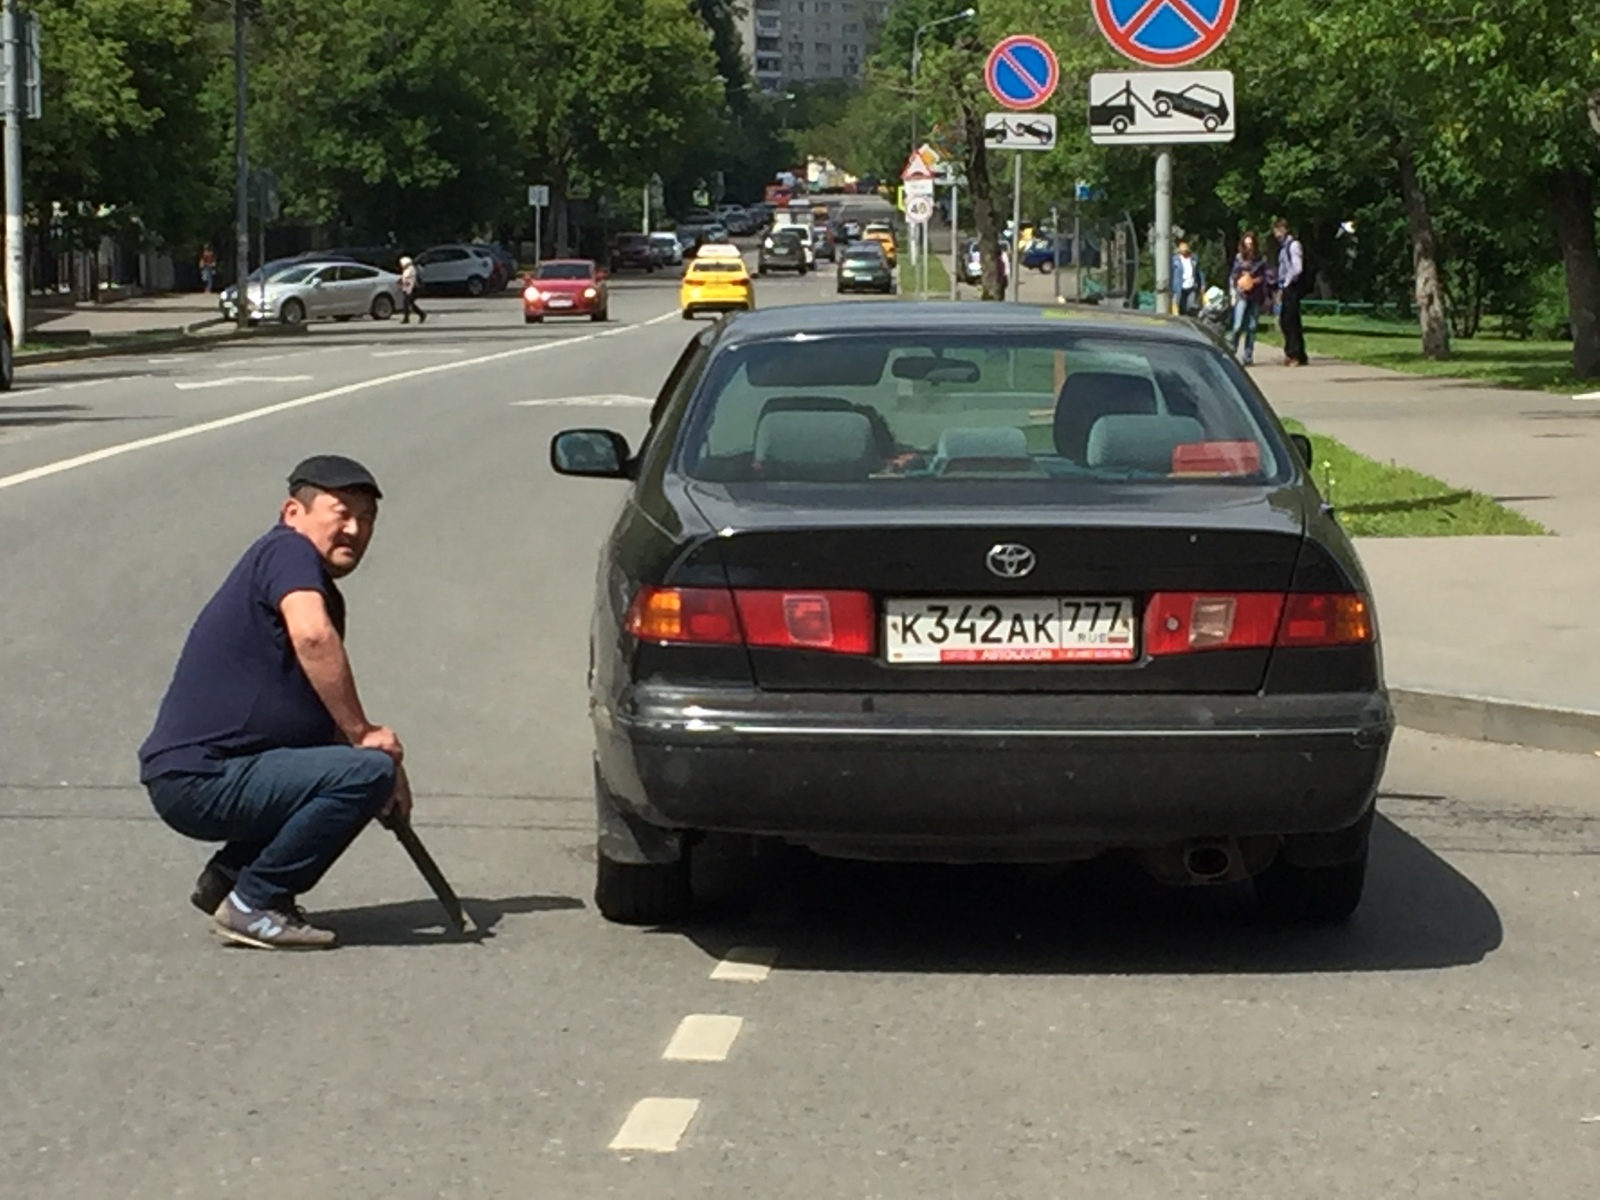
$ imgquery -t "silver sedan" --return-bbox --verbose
[222,261,402,325]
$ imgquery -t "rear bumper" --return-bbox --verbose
[596,686,1393,850]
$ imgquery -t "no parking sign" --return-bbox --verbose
[1091,0,1238,68]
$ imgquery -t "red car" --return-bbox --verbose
[523,259,609,323]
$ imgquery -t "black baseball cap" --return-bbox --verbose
[287,454,383,499]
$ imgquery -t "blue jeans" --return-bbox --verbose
[1231,297,1261,363]
[147,746,396,909]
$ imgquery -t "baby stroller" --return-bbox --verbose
[1196,285,1230,334]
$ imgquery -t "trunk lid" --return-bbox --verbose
[681,481,1308,695]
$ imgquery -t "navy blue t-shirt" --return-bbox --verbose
[139,525,347,782]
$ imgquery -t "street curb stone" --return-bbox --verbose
[1392,688,1600,756]
[16,320,306,366]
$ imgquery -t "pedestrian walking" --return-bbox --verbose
[1273,218,1309,366]
[398,255,427,324]
[198,244,217,294]
[1172,239,1204,315]
[1228,231,1270,366]
[138,456,409,950]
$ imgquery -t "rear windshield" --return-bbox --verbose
[677,333,1285,485]
[843,247,884,262]
[689,262,747,274]
[537,263,592,279]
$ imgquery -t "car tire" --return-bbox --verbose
[466,275,486,297]
[370,294,395,320]
[591,308,607,323]
[1254,846,1368,925]
[1154,98,1172,116]
[1204,115,1220,132]
[1113,116,1130,134]
[0,322,13,391]
[681,308,695,320]
[525,314,542,324]
[759,266,768,276]
[595,850,691,926]
[279,298,306,326]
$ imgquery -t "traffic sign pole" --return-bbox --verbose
[949,179,959,300]
[1154,148,1172,314]
[1010,153,1023,303]
[984,34,1060,305]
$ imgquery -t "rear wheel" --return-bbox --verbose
[596,850,691,925]
[525,314,542,324]
[465,274,486,297]
[1254,847,1368,925]
[370,294,395,320]
[279,298,306,326]
[681,308,695,320]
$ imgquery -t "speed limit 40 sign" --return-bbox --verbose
[905,195,935,223]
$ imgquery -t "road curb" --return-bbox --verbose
[16,321,306,367]
[1391,688,1600,755]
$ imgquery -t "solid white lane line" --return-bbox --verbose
[709,946,777,983]
[662,1014,744,1063]
[608,1098,700,1153]
[172,375,314,391]
[371,348,466,358]
[0,322,671,494]
[511,394,652,407]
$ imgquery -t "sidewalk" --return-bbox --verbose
[26,292,224,341]
[1011,273,1600,749]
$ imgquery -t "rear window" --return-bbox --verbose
[677,333,1284,485]
[537,263,593,279]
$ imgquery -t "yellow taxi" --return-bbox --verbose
[680,244,755,320]
[863,222,898,268]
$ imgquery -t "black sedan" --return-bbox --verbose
[551,303,1393,928]
[836,241,895,294]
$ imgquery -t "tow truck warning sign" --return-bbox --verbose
[1088,70,1235,144]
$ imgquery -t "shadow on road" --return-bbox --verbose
[669,816,1500,976]
[318,892,584,947]
[0,403,150,429]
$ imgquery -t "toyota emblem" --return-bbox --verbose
[986,543,1036,578]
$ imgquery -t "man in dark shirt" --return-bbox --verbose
[140,455,408,950]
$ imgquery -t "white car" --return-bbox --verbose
[412,243,499,296]
[222,261,401,325]
[650,232,684,267]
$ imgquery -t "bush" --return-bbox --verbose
[1527,264,1571,341]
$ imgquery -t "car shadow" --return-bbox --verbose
[0,404,149,429]
[666,816,1500,975]
[316,892,585,947]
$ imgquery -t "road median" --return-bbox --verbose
[17,319,311,367]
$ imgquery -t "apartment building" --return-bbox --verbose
[738,0,893,91]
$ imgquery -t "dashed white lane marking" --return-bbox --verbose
[0,313,678,493]
[371,348,466,358]
[609,1098,700,1153]
[710,946,777,983]
[662,1014,744,1063]
[511,394,652,407]
[172,375,314,391]
[145,356,187,364]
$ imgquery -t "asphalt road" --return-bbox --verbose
[3,245,1599,1198]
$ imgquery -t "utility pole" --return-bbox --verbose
[233,0,250,330]
[3,0,25,347]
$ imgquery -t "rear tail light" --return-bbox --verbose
[626,587,874,655]
[1145,592,1371,655]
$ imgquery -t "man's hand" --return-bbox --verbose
[380,764,414,825]
[356,724,404,764]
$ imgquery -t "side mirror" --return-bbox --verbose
[551,429,632,478]
[1289,432,1314,469]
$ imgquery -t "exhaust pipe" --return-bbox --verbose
[1182,841,1235,882]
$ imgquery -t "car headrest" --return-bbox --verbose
[1085,414,1206,474]
[753,409,878,481]
[932,426,1031,473]
[1053,371,1159,463]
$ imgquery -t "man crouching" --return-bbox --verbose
[139,455,410,950]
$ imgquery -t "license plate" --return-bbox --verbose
[548,297,573,308]
[884,597,1137,663]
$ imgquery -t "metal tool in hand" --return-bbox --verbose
[380,811,474,935]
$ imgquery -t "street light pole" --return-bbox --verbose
[3,0,25,347]
[233,0,250,330]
